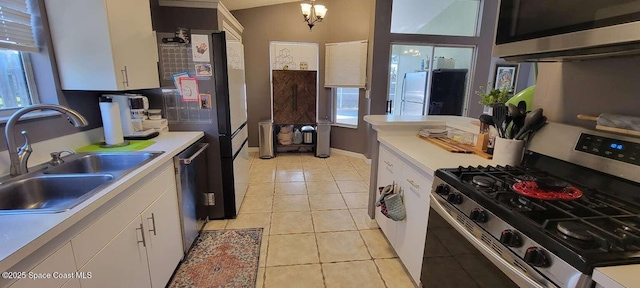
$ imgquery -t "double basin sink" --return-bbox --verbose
[0,152,163,214]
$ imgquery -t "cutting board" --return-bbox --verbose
[418,135,492,159]
[76,140,156,152]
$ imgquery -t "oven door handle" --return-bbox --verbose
[429,194,547,288]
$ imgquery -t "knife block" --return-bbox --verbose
[475,133,490,152]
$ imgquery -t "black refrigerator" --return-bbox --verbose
[156,30,249,220]
[428,69,468,115]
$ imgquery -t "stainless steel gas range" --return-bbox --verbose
[421,123,640,288]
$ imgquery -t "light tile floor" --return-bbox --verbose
[204,152,416,288]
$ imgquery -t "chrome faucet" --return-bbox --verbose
[5,104,89,176]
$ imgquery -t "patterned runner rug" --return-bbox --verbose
[168,228,263,288]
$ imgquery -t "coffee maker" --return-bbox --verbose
[108,94,159,139]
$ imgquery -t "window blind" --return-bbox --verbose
[324,40,367,88]
[0,0,37,52]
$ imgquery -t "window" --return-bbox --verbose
[334,87,360,127]
[0,49,36,112]
[387,44,474,116]
[391,0,481,37]
[0,0,40,115]
[325,41,367,128]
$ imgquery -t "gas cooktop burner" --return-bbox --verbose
[557,222,594,241]
[472,176,495,187]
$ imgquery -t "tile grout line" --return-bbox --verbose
[249,155,379,287]
[307,191,328,288]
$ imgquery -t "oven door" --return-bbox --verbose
[424,193,551,288]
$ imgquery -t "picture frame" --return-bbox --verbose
[493,64,518,93]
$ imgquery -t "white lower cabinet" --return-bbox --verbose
[143,190,184,288]
[79,216,152,288]
[375,146,403,246]
[9,243,76,288]
[394,189,430,284]
[375,143,434,285]
[7,162,183,288]
[74,163,181,288]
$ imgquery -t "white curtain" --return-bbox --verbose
[0,0,37,52]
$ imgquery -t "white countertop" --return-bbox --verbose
[0,131,203,272]
[365,115,494,173]
[593,265,640,288]
[378,135,494,174]
[364,115,482,135]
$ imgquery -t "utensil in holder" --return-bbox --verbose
[493,137,525,166]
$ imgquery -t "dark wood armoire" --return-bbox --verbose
[272,70,317,124]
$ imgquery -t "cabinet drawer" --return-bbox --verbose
[9,243,75,288]
[402,164,433,201]
[72,163,175,268]
[378,145,403,184]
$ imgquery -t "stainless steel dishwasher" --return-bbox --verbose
[174,141,209,257]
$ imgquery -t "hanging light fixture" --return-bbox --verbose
[301,0,327,31]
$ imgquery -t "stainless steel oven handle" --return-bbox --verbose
[429,194,546,288]
[180,143,209,165]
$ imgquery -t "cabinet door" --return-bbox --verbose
[79,217,151,288]
[272,70,317,124]
[106,0,159,90]
[9,243,76,288]
[143,189,184,288]
[394,181,430,285]
[294,71,317,123]
[375,146,403,245]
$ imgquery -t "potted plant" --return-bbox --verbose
[475,83,510,114]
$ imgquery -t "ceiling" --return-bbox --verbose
[221,0,301,11]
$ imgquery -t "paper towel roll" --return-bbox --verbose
[99,101,125,145]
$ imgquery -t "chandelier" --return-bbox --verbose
[300,0,327,31]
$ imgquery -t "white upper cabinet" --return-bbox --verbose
[45,0,159,90]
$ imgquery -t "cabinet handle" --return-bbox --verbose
[136,223,146,247]
[384,160,393,167]
[121,66,129,87]
[148,213,157,235]
[407,179,420,189]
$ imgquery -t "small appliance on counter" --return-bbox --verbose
[104,94,160,140]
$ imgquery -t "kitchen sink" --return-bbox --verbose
[0,174,114,214]
[44,153,159,174]
[0,151,164,214]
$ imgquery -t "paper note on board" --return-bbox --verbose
[172,71,189,95]
[179,77,199,102]
[191,34,210,62]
